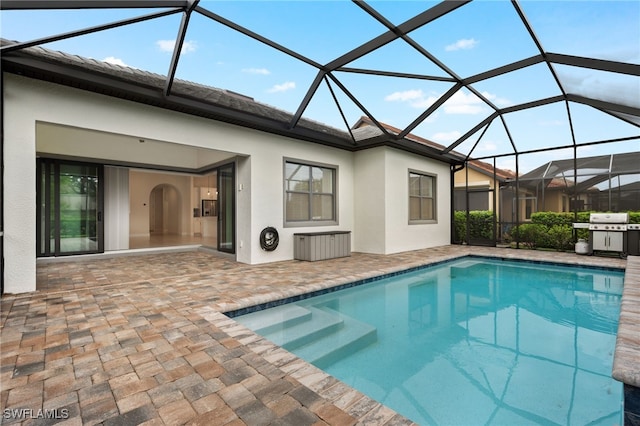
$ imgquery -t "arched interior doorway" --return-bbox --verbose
[149,184,180,236]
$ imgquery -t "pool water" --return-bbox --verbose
[234,257,624,425]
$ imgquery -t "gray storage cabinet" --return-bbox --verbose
[294,231,351,261]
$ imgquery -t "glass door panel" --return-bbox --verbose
[58,163,101,253]
[37,159,103,256]
[217,162,235,254]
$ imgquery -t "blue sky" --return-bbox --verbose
[2,0,639,174]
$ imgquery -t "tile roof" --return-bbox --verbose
[353,116,516,180]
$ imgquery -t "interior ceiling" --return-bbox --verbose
[1,0,639,170]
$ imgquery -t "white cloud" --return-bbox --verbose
[242,68,270,75]
[444,91,485,114]
[384,89,440,109]
[445,38,478,51]
[384,89,424,102]
[156,39,197,53]
[431,131,462,143]
[481,91,511,107]
[268,81,296,93]
[102,56,128,67]
[385,88,509,115]
[477,141,498,152]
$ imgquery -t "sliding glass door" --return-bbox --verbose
[37,159,104,256]
[217,162,235,254]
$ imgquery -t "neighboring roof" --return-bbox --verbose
[353,116,516,181]
[0,38,460,165]
[517,152,640,191]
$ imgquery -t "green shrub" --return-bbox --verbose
[453,210,494,243]
[511,223,547,248]
[455,210,639,249]
[468,210,494,240]
[547,224,574,251]
[531,212,575,227]
[453,211,467,243]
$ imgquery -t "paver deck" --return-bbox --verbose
[0,245,629,425]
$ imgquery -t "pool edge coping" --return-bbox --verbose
[222,252,626,318]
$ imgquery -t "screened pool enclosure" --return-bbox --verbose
[2,0,639,250]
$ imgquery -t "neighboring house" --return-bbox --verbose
[453,160,514,215]
[514,152,640,216]
[2,42,463,294]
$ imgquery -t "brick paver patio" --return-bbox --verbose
[1,246,626,425]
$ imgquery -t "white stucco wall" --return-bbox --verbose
[3,73,453,293]
[354,147,451,255]
[354,147,387,254]
[244,133,354,265]
[3,74,357,291]
[384,147,451,254]
[3,77,38,294]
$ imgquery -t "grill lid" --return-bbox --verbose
[589,212,629,224]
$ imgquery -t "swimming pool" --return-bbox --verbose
[234,257,624,425]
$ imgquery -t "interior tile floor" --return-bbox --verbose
[129,234,217,250]
[1,246,627,425]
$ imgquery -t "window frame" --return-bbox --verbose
[408,169,437,224]
[283,158,338,227]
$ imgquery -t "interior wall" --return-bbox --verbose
[129,171,191,237]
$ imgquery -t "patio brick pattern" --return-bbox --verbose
[1,246,627,425]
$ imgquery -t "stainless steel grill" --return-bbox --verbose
[589,213,629,257]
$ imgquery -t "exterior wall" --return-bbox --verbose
[353,148,386,254]
[540,190,567,213]
[2,74,358,290]
[236,156,251,264]
[3,76,37,294]
[246,133,354,265]
[454,167,500,214]
[384,148,451,254]
[454,167,493,189]
[353,147,451,254]
[3,73,453,292]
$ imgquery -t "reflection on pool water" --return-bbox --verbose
[235,257,624,425]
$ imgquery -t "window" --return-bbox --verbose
[409,171,436,223]
[284,160,336,226]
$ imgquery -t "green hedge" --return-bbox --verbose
[453,210,494,243]
[455,210,640,251]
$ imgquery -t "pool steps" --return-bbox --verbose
[262,307,344,348]
[236,304,377,366]
[293,308,377,367]
[236,304,312,335]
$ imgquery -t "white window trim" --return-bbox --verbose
[408,169,437,224]
[283,157,338,228]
